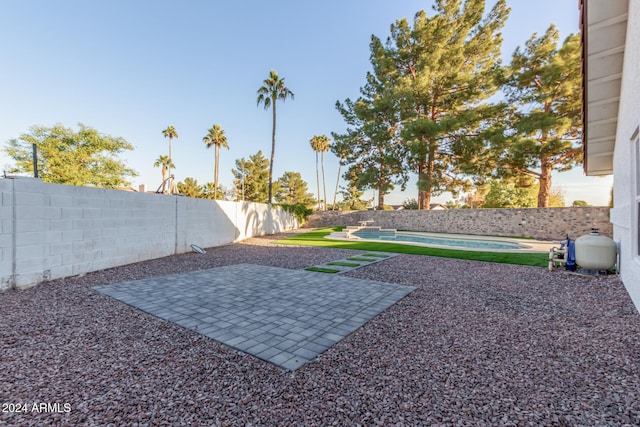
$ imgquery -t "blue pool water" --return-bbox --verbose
[352,231,524,250]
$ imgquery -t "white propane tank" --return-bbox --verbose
[575,229,617,270]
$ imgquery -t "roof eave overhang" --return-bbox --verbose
[581,0,628,176]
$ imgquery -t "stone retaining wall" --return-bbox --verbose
[305,207,612,240]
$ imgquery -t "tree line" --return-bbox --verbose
[3,0,582,210]
[332,0,581,209]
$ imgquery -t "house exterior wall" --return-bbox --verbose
[0,178,297,291]
[611,0,640,308]
[306,207,612,241]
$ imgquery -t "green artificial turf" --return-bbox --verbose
[304,266,340,273]
[279,227,549,267]
[361,253,389,258]
[327,261,361,267]
[347,257,376,262]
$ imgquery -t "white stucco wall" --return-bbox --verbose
[611,0,640,308]
[0,178,297,291]
[0,179,14,290]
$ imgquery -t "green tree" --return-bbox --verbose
[202,124,229,201]
[233,158,248,201]
[334,47,407,210]
[463,185,488,208]
[482,178,537,208]
[548,186,566,207]
[499,25,581,207]
[201,182,227,200]
[177,177,203,198]
[153,155,175,192]
[162,125,178,177]
[339,166,370,210]
[380,0,509,209]
[572,200,590,207]
[339,187,369,210]
[444,200,464,209]
[310,135,331,210]
[474,178,565,208]
[231,150,270,203]
[4,123,137,187]
[275,171,316,206]
[402,198,419,210]
[256,70,294,204]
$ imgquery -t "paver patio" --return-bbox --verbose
[94,263,414,370]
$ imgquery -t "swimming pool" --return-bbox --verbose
[351,230,525,250]
[326,226,555,253]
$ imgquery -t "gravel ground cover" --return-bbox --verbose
[2,230,640,426]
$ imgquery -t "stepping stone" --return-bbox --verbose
[308,252,398,274]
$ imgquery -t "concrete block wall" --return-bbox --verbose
[0,179,14,290]
[306,207,612,240]
[180,199,296,251]
[0,178,297,291]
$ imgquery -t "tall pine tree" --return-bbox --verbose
[499,25,581,207]
[231,151,270,203]
[274,171,316,206]
[333,53,407,209]
[387,0,509,209]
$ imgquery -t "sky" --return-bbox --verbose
[0,0,613,206]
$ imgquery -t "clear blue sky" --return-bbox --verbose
[0,0,613,206]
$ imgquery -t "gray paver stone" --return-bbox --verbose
[94,263,414,371]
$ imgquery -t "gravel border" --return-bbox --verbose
[2,230,640,426]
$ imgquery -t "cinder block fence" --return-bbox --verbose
[0,177,297,291]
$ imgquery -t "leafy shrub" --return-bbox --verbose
[402,198,419,210]
[278,203,313,224]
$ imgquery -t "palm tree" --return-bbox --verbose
[202,124,229,200]
[153,155,175,193]
[256,70,294,204]
[310,135,330,210]
[331,139,351,210]
[162,125,178,177]
[333,152,346,210]
[310,136,322,210]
